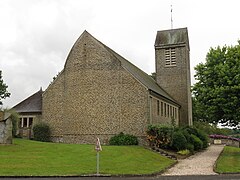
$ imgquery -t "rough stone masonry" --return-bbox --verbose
[0,111,12,144]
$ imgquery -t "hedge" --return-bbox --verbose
[109,132,138,145]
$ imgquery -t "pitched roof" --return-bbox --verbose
[16,31,179,110]
[87,31,178,104]
[12,89,43,113]
[155,27,189,50]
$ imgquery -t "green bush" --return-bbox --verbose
[146,125,173,149]
[186,143,194,153]
[184,126,199,136]
[109,132,138,145]
[196,129,209,149]
[10,112,19,137]
[146,124,209,152]
[183,126,209,149]
[182,129,192,142]
[33,122,51,142]
[190,134,203,151]
[171,131,187,151]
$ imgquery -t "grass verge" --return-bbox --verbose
[0,139,175,176]
[215,146,240,173]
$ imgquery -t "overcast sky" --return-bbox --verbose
[1,0,240,108]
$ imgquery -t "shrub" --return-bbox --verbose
[183,126,209,149]
[182,129,192,142]
[197,130,209,148]
[33,122,51,142]
[184,126,199,136]
[109,132,138,145]
[146,124,209,152]
[186,143,194,153]
[190,134,203,151]
[10,112,19,137]
[171,131,187,151]
[146,125,173,149]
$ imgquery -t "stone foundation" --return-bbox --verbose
[51,134,148,146]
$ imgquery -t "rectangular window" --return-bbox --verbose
[19,118,22,128]
[23,117,28,127]
[165,48,176,66]
[19,117,34,128]
[167,105,169,117]
[164,103,166,117]
[29,117,33,127]
[173,107,175,119]
[170,106,172,117]
[161,102,163,116]
[175,108,177,119]
[157,100,160,116]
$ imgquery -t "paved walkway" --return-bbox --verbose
[162,145,225,176]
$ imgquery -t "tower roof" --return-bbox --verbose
[155,27,189,50]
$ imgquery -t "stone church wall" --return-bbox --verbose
[43,32,149,144]
[42,72,64,140]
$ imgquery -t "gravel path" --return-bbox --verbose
[162,145,225,176]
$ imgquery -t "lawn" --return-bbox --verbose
[0,139,175,176]
[215,146,240,173]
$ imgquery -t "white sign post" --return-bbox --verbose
[95,138,102,176]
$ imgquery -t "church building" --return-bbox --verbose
[13,28,192,144]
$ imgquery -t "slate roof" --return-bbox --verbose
[155,27,189,50]
[89,31,178,104]
[13,89,43,113]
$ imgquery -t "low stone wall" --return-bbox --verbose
[210,138,239,148]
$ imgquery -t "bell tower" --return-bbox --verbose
[155,28,192,126]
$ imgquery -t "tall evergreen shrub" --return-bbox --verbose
[190,134,203,151]
[33,122,51,142]
[171,131,187,151]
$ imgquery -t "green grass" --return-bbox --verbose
[215,146,240,173]
[0,139,175,176]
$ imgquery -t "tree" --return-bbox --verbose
[0,70,10,105]
[192,42,240,127]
